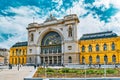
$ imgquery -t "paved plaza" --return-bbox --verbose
[0,66,35,80]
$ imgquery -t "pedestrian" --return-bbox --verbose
[34,65,36,69]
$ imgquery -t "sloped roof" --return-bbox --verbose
[12,41,28,47]
[80,31,118,40]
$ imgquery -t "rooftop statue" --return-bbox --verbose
[44,14,57,22]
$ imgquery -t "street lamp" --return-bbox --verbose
[104,61,106,78]
[84,61,86,80]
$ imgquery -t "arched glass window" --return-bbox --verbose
[31,33,34,41]
[41,31,62,54]
[89,56,92,64]
[96,44,99,51]
[82,45,85,52]
[96,55,100,63]
[111,43,115,51]
[103,44,107,51]
[68,56,72,63]
[88,45,92,52]
[104,55,108,64]
[112,55,116,63]
[82,56,85,64]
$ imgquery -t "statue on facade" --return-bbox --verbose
[68,25,72,37]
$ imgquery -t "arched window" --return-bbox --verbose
[112,55,116,63]
[88,45,92,52]
[41,31,62,54]
[104,55,108,64]
[68,56,72,63]
[96,44,99,51]
[82,45,85,52]
[22,58,24,64]
[103,44,107,51]
[82,56,85,64]
[31,33,34,41]
[89,56,92,64]
[96,55,100,63]
[12,58,14,64]
[111,43,115,51]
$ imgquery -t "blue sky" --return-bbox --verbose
[0,0,120,49]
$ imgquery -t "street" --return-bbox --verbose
[0,66,35,80]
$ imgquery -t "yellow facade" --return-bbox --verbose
[79,37,120,64]
[9,43,27,65]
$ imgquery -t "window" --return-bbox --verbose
[96,44,99,51]
[68,46,72,50]
[104,55,108,64]
[82,45,85,52]
[22,58,24,64]
[111,42,115,51]
[82,56,85,64]
[68,56,72,63]
[31,33,34,41]
[89,56,92,64]
[96,55,100,63]
[112,55,116,63]
[103,44,107,51]
[41,31,62,54]
[88,45,92,52]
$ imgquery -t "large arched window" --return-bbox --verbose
[89,56,92,64]
[82,45,85,52]
[68,56,72,63]
[112,55,116,63]
[41,31,62,54]
[103,44,107,51]
[88,45,92,52]
[96,44,99,51]
[111,42,115,51]
[104,55,108,64]
[96,55,100,63]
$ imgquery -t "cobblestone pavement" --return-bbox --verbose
[0,66,35,80]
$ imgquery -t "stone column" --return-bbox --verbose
[37,56,41,65]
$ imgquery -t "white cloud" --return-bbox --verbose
[0,6,45,49]
[52,0,63,10]
[77,14,105,39]
[93,0,120,9]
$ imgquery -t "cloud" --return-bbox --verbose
[0,0,120,49]
[0,6,45,49]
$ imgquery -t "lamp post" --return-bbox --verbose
[104,61,106,78]
[84,61,86,80]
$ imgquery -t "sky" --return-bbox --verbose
[0,0,120,49]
